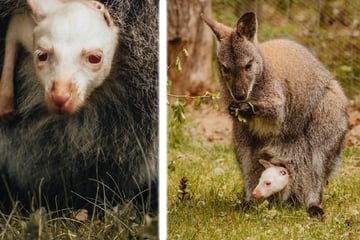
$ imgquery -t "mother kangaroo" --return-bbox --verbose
[202,12,348,217]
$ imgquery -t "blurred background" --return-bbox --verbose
[167,0,360,99]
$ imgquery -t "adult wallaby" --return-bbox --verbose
[202,12,348,217]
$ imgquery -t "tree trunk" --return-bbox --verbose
[167,0,212,95]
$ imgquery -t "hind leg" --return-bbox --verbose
[304,172,325,218]
[306,81,347,217]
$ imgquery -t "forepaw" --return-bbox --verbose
[228,101,255,121]
[228,102,240,117]
[307,205,325,218]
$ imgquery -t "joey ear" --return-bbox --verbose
[27,0,63,23]
[201,13,232,41]
[27,0,47,23]
[259,159,273,169]
[87,0,115,28]
[236,12,257,42]
[279,168,288,176]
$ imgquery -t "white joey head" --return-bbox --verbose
[252,159,289,199]
[28,0,119,114]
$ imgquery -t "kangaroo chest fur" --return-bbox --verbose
[247,117,279,137]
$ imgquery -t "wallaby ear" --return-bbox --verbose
[236,12,257,42]
[27,0,63,23]
[85,0,115,28]
[201,13,232,41]
[259,159,273,169]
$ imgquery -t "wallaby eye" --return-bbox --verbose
[37,52,48,62]
[245,62,252,72]
[221,64,230,75]
[87,54,102,64]
[265,181,271,186]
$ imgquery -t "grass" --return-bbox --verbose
[0,194,158,239]
[167,112,360,240]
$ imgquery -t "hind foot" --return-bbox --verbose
[307,205,324,218]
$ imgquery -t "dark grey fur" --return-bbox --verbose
[0,0,158,212]
[203,12,348,217]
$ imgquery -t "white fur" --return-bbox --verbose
[0,0,119,116]
[252,160,289,199]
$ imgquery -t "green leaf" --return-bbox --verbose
[171,99,186,124]
[175,56,182,73]
[212,100,219,110]
[212,91,221,99]
[235,107,247,123]
[195,97,203,108]
[167,78,173,92]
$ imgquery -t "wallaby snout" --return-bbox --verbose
[233,80,249,102]
[47,80,78,114]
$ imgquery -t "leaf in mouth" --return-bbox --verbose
[234,101,255,123]
[235,108,247,123]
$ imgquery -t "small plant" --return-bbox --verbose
[178,177,190,201]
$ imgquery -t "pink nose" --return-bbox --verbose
[252,189,262,199]
[51,93,71,108]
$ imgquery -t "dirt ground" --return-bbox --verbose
[187,103,233,144]
[187,102,360,148]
